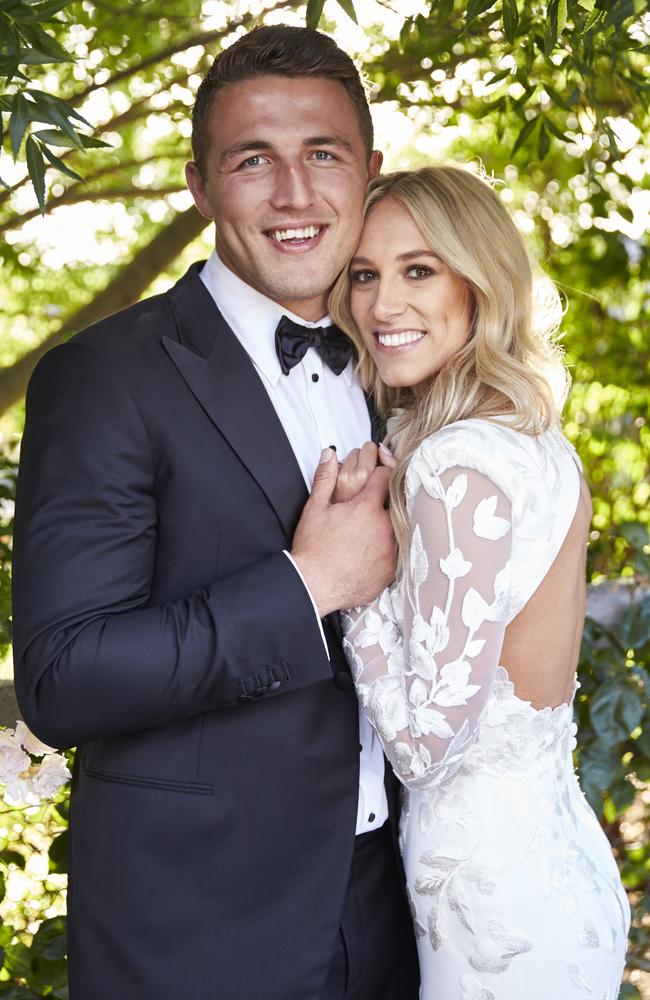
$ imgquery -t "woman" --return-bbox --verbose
[329,166,630,999]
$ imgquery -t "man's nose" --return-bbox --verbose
[270,163,315,213]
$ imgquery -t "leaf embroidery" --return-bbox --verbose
[473,495,511,540]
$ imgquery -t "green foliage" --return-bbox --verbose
[0,1,647,995]
[0,0,109,211]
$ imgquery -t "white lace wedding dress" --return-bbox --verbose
[342,419,630,1000]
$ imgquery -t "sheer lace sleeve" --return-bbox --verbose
[342,462,513,791]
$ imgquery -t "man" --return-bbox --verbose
[13,24,419,1000]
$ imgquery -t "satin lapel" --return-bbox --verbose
[164,264,308,543]
[365,391,383,444]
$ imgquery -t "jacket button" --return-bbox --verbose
[334,671,354,690]
[238,693,254,703]
[268,680,281,692]
[253,686,268,698]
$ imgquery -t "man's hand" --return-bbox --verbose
[291,449,396,617]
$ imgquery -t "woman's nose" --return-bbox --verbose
[371,280,406,321]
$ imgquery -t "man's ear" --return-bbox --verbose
[185,161,215,220]
[368,150,383,179]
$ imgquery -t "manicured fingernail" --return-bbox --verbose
[320,448,334,463]
[379,442,392,456]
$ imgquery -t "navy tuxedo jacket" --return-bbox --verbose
[13,263,397,1000]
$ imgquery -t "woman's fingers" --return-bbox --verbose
[332,443,379,502]
[378,442,397,470]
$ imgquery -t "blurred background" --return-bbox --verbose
[0,0,648,995]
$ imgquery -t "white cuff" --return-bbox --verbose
[282,550,330,660]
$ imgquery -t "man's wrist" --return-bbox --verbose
[289,551,338,618]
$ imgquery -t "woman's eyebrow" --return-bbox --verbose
[350,250,439,265]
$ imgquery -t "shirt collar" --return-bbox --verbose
[199,250,352,387]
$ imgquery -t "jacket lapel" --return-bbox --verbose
[164,264,308,542]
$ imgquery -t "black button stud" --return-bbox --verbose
[368,813,376,823]
[334,671,354,690]
[311,372,319,382]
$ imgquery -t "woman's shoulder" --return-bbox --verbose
[405,417,571,506]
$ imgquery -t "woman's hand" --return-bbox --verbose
[332,442,379,503]
[332,442,396,503]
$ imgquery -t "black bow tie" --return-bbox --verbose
[274,315,354,376]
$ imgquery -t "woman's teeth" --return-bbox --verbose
[269,225,322,242]
[376,330,425,347]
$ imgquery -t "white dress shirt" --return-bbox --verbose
[200,251,388,835]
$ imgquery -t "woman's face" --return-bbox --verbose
[349,197,471,393]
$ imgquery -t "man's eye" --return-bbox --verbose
[240,155,267,168]
[311,150,335,161]
[406,265,434,279]
[350,269,377,284]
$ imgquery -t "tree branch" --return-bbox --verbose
[67,0,303,108]
[0,206,208,415]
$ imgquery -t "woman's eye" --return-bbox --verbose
[350,269,377,284]
[406,265,434,279]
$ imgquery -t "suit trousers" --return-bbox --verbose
[320,823,420,1000]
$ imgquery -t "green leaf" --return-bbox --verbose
[466,0,497,22]
[512,114,539,155]
[557,0,568,34]
[305,0,325,29]
[9,90,28,156]
[635,726,650,759]
[0,986,35,999]
[27,0,73,18]
[0,848,26,868]
[26,133,46,212]
[579,744,624,814]
[78,134,110,149]
[48,829,68,873]
[544,116,570,141]
[32,126,75,146]
[580,7,605,31]
[31,915,67,961]
[544,0,560,54]
[619,521,649,549]
[608,776,636,813]
[41,142,82,181]
[621,595,650,650]
[334,0,357,23]
[604,0,644,29]
[502,0,519,42]
[590,684,644,744]
[537,120,551,159]
[25,92,81,147]
[16,20,72,61]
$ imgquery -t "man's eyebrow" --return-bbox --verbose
[304,135,355,153]
[219,140,273,166]
[219,135,355,166]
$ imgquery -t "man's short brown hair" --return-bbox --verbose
[191,24,374,176]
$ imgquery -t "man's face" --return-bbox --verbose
[186,75,382,321]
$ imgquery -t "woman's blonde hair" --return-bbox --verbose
[329,165,569,568]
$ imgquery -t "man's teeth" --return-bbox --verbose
[270,225,321,242]
[377,330,426,347]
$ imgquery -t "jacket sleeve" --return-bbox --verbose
[12,341,331,749]
[342,461,513,791]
